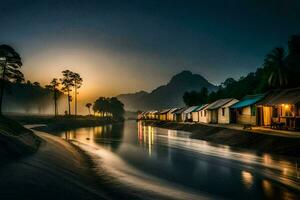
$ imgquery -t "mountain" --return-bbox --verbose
[117,71,218,111]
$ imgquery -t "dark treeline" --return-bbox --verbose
[184,35,300,106]
[1,80,65,114]
[93,97,125,121]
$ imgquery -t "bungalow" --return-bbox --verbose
[192,104,209,123]
[173,107,187,122]
[167,108,179,121]
[182,106,200,122]
[159,109,171,121]
[256,87,300,130]
[230,94,265,125]
[206,98,239,124]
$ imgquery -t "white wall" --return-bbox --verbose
[198,109,209,123]
[192,112,198,122]
[218,99,239,124]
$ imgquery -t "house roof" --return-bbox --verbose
[173,107,187,114]
[231,94,265,109]
[256,87,300,106]
[206,98,236,110]
[192,104,209,112]
[183,106,200,114]
[168,108,179,114]
[159,108,171,114]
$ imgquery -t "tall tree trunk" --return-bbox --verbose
[0,63,7,116]
[54,89,58,117]
[67,89,71,116]
[74,84,77,117]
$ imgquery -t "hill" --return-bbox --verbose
[117,71,218,111]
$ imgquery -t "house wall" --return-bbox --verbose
[236,106,257,125]
[199,110,209,123]
[167,112,174,121]
[192,112,199,122]
[217,99,239,124]
[160,114,167,121]
[210,110,218,123]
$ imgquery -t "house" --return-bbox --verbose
[256,87,300,130]
[159,109,171,121]
[173,107,187,122]
[182,106,200,122]
[230,94,265,125]
[138,111,147,120]
[206,98,239,124]
[167,108,179,121]
[192,104,209,123]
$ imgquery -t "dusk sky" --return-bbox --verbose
[1,0,300,101]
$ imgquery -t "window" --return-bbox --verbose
[272,107,278,117]
[204,110,207,116]
[222,108,225,116]
[200,111,202,117]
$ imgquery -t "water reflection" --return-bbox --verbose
[59,121,300,199]
[64,123,124,150]
[242,171,253,189]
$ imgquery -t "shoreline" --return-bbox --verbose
[142,120,300,158]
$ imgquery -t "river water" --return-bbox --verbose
[58,121,300,199]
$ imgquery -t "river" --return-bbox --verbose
[58,121,300,199]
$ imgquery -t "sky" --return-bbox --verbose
[1,0,300,103]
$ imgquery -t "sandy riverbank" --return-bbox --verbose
[142,120,300,158]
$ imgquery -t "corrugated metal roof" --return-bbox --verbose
[231,94,265,109]
[257,87,300,106]
[160,108,171,114]
[206,98,235,110]
[192,104,209,112]
[183,106,200,114]
[168,108,179,114]
[174,107,187,114]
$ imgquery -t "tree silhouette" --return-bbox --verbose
[45,78,60,117]
[264,47,288,88]
[0,44,23,115]
[70,72,82,117]
[183,87,208,106]
[60,70,74,116]
[93,97,124,120]
[85,103,92,116]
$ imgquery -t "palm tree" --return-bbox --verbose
[264,47,288,88]
[70,72,82,117]
[85,103,92,116]
[60,70,74,116]
[0,45,23,115]
[46,78,60,117]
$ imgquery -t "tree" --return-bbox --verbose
[85,103,92,116]
[70,72,82,117]
[109,97,125,120]
[183,87,208,106]
[286,35,300,87]
[264,47,288,88]
[0,44,23,115]
[60,70,74,116]
[45,78,60,117]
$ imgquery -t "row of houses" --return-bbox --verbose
[138,87,300,130]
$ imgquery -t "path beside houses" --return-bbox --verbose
[142,120,300,158]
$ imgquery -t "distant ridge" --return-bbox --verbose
[117,71,218,111]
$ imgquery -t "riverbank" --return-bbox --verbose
[7,114,121,133]
[142,120,300,158]
[0,116,40,163]
[0,128,110,200]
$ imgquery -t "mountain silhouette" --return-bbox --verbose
[117,71,218,111]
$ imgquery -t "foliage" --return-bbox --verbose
[60,70,74,115]
[85,103,92,115]
[183,35,300,104]
[93,97,125,120]
[0,45,23,114]
[183,87,208,106]
[45,78,61,116]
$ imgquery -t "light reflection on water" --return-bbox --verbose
[60,121,300,200]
